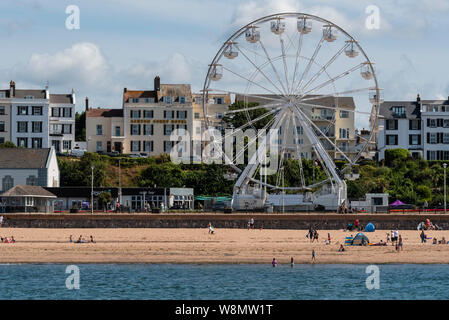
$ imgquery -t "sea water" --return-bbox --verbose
[0,264,448,300]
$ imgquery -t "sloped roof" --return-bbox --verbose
[235,94,356,109]
[379,101,421,119]
[87,108,123,117]
[50,94,73,104]
[1,185,56,198]
[0,148,50,169]
[14,89,47,99]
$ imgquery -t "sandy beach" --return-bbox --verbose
[1,228,449,264]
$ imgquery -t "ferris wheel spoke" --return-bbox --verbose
[298,87,372,103]
[291,114,306,188]
[258,40,288,96]
[299,42,350,93]
[291,32,304,96]
[297,63,364,98]
[294,104,353,163]
[284,29,299,55]
[293,37,325,95]
[223,102,283,115]
[221,66,284,97]
[237,43,267,61]
[207,88,284,104]
[279,34,291,94]
[234,44,286,96]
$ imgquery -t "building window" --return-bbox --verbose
[26,175,38,186]
[63,140,72,150]
[409,119,420,130]
[144,124,153,136]
[144,98,154,103]
[339,128,350,139]
[177,110,187,119]
[179,96,186,104]
[32,122,43,133]
[428,119,437,128]
[131,124,140,135]
[215,113,223,119]
[164,141,174,152]
[17,121,28,133]
[115,126,121,137]
[130,98,139,103]
[62,124,72,134]
[164,96,174,104]
[17,106,28,115]
[0,106,5,115]
[52,140,60,152]
[31,138,42,148]
[214,97,224,104]
[386,119,398,130]
[143,110,153,119]
[429,133,437,144]
[0,138,4,144]
[32,106,43,116]
[392,106,406,118]
[0,121,4,132]
[131,141,140,152]
[164,110,175,119]
[96,141,103,151]
[63,108,72,118]
[164,124,174,136]
[444,133,449,144]
[17,137,28,148]
[2,176,13,192]
[196,126,201,134]
[386,135,398,145]
[296,126,303,135]
[339,110,349,118]
[409,134,420,145]
[130,110,140,118]
[96,125,102,135]
[143,141,153,152]
[194,97,202,104]
[194,112,200,119]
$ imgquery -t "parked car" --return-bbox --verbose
[129,154,144,158]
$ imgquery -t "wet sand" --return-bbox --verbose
[0,228,449,264]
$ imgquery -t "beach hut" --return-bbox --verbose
[365,222,375,232]
[352,233,370,246]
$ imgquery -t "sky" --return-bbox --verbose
[0,0,448,114]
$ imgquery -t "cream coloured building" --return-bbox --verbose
[86,108,124,153]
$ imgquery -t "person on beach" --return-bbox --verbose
[327,233,331,244]
[420,230,426,243]
[398,235,403,251]
[208,223,215,235]
[386,232,390,244]
[90,235,95,243]
[338,244,345,252]
[313,230,319,242]
[311,250,316,263]
[290,257,294,267]
[250,217,254,229]
[0,215,3,226]
[10,236,15,243]
[272,258,278,267]
[308,227,313,242]
[69,235,73,243]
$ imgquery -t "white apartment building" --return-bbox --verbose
[49,91,76,152]
[377,95,449,160]
[0,81,75,151]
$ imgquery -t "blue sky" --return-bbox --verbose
[0,0,448,113]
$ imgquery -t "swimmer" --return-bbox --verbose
[272,258,278,267]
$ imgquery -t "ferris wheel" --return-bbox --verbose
[202,12,382,210]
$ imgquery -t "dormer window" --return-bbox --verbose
[24,96,34,100]
[164,96,174,104]
[392,106,405,118]
[130,98,139,103]
[179,96,186,104]
[144,98,154,103]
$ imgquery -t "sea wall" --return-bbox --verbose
[2,213,449,230]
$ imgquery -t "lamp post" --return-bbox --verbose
[443,163,447,213]
[91,166,95,214]
[118,159,122,205]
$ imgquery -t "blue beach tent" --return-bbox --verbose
[365,222,375,232]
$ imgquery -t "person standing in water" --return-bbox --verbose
[272,258,278,267]
[311,250,316,263]
[290,257,294,267]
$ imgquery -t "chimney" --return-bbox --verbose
[154,76,161,91]
[123,87,127,93]
[417,94,421,102]
[9,80,15,97]
[85,97,89,112]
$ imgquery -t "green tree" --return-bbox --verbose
[75,111,86,141]
[98,191,112,211]
[0,141,16,148]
